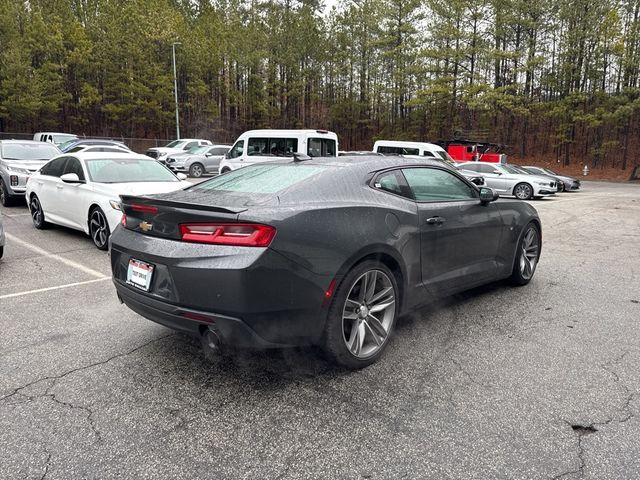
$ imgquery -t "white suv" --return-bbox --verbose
[145,139,212,164]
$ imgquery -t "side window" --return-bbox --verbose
[423,151,436,157]
[227,140,244,159]
[247,137,268,156]
[63,157,85,181]
[462,163,479,172]
[269,138,297,156]
[183,142,198,150]
[477,164,495,174]
[308,138,335,157]
[402,168,477,202]
[374,171,411,198]
[41,157,68,177]
[212,147,229,155]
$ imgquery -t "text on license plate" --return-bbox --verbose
[126,259,154,291]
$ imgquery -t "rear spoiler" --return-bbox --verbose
[119,195,248,215]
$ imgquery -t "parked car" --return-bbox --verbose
[26,152,190,250]
[0,140,61,206]
[59,139,130,153]
[522,166,581,191]
[508,165,562,192]
[33,132,78,147]
[145,139,212,163]
[218,129,338,173]
[0,215,4,259]
[459,162,557,200]
[64,144,131,154]
[165,145,231,177]
[110,156,542,369]
[373,140,454,162]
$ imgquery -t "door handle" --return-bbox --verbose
[426,216,446,225]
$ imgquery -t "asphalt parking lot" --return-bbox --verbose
[1,181,639,480]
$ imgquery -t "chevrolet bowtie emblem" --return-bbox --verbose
[139,221,153,232]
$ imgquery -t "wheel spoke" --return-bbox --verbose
[370,286,392,305]
[359,274,368,303]
[370,298,395,313]
[366,313,387,339]
[364,271,377,303]
[345,298,361,309]
[363,321,382,347]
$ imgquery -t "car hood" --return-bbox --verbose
[147,147,182,156]
[167,151,192,160]
[92,181,189,198]
[555,174,578,182]
[2,159,50,171]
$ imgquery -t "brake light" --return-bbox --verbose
[179,223,276,247]
[121,214,127,227]
[131,204,158,214]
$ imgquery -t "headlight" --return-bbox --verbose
[109,200,121,210]
[7,166,29,175]
[534,181,549,186]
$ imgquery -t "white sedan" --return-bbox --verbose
[25,152,190,250]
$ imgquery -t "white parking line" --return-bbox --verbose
[1,213,32,217]
[0,277,111,300]
[5,233,108,279]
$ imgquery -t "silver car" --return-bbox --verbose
[0,140,61,206]
[0,214,5,259]
[459,162,557,200]
[523,166,581,191]
[165,144,231,177]
[509,165,563,192]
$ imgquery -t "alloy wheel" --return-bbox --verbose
[519,227,539,280]
[342,270,396,359]
[30,196,44,227]
[190,163,204,178]
[90,209,109,249]
[514,183,533,200]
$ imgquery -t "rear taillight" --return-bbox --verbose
[179,223,276,247]
[131,204,158,214]
[121,214,127,227]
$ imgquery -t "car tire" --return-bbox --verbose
[189,163,204,178]
[323,260,399,369]
[513,182,533,200]
[89,207,110,251]
[0,246,3,259]
[220,167,231,174]
[0,179,14,207]
[509,222,541,286]
[29,195,48,229]
[558,183,565,192]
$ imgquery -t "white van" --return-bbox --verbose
[219,129,339,173]
[33,132,78,146]
[372,140,455,162]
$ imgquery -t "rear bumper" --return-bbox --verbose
[114,281,288,348]
[110,227,333,347]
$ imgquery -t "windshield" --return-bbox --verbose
[542,168,558,175]
[510,165,530,174]
[499,165,524,175]
[191,164,325,194]
[86,158,179,183]
[433,151,456,166]
[58,140,78,151]
[165,140,186,148]
[1,143,61,161]
[189,146,209,154]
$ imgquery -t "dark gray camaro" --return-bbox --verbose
[110,156,542,369]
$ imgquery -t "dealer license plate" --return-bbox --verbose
[126,258,154,291]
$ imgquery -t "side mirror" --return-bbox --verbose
[176,173,188,180]
[60,173,83,184]
[205,153,213,157]
[479,187,499,204]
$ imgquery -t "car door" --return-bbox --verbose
[56,157,88,230]
[401,167,504,295]
[476,163,508,192]
[205,147,228,172]
[35,156,68,221]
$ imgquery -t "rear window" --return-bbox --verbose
[377,146,420,156]
[192,164,325,194]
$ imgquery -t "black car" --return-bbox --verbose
[110,156,542,368]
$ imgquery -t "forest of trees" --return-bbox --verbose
[2,0,640,170]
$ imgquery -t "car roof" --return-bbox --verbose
[374,140,444,150]
[35,132,76,136]
[238,129,337,137]
[61,152,151,161]
[173,138,210,142]
[276,154,448,172]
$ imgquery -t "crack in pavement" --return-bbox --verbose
[552,351,636,479]
[39,451,52,480]
[0,333,176,404]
